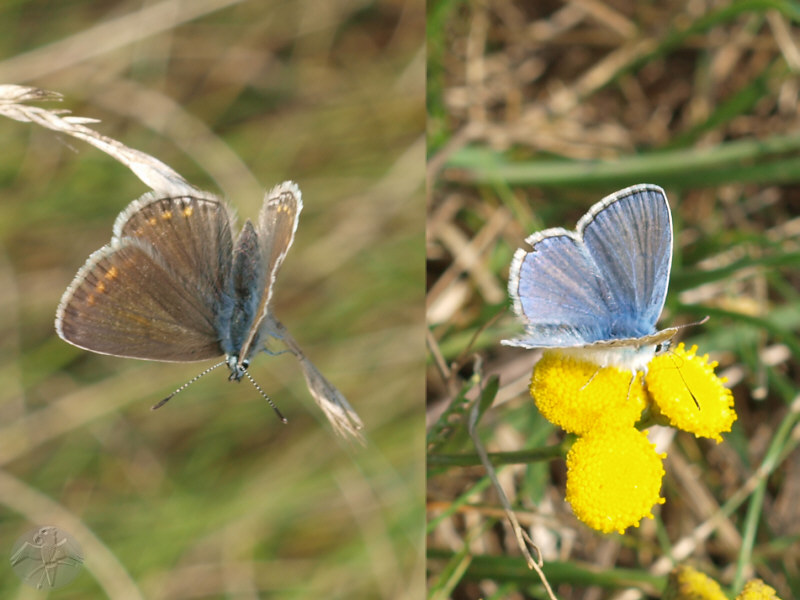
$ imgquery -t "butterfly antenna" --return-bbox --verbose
[677,361,701,409]
[666,352,700,409]
[151,361,226,410]
[243,370,288,423]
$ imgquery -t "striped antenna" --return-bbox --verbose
[151,360,227,410]
[244,370,287,423]
[667,351,701,409]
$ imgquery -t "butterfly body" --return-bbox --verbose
[558,342,662,374]
[503,184,677,372]
[56,181,364,440]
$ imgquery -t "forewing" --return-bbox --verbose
[56,238,222,361]
[580,184,672,337]
[113,192,234,304]
[237,181,302,360]
[503,228,616,347]
[256,181,302,291]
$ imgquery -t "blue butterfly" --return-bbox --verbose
[502,184,685,373]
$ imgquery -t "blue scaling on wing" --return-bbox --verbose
[506,230,614,347]
[503,184,672,349]
[580,185,672,340]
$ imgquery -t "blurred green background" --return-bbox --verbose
[427,1,800,598]
[0,1,424,598]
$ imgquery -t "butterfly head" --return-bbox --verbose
[227,354,249,381]
[223,354,287,422]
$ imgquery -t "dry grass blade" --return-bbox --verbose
[270,316,365,443]
[466,369,558,600]
[0,84,193,194]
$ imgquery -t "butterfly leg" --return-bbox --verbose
[625,372,638,402]
[262,343,291,358]
[579,367,601,391]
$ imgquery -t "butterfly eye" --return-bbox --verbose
[655,340,671,354]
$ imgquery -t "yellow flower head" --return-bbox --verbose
[565,428,665,534]
[531,350,646,435]
[664,566,727,600]
[737,579,782,600]
[645,344,736,443]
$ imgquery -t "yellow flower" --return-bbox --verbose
[737,579,782,600]
[531,350,646,435]
[663,566,727,600]
[565,428,665,534]
[645,344,736,443]
[663,569,783,600]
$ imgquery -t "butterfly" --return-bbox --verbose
[502,184,695,373]
[56,181,363,440]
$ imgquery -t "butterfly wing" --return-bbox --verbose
[256,181,302,299]
[113,192,235,301]
[56,238,223,361]
[236,181,302,361]
[504,227,617,347]
[580,184,672,339]
[56,192,236,361]
[503,184,672,348]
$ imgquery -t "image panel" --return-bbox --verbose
[427,2,800,598]
[0,1,425,598]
